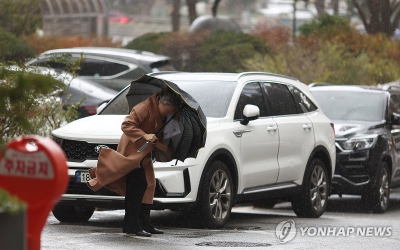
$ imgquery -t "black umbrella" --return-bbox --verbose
[126,75,207,162]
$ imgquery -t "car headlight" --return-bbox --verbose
[337,136,378,151]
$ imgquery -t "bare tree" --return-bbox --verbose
[332,0,339,15]
[186,0,197,24]
[171,0,181,32]
[315,0,325,16]
[353,0,400,36]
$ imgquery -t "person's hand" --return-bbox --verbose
[143,134,158,142]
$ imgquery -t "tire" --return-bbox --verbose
[52,204,95,223]
[362,162,390,213]
[195,161,233,228]
[291,159,329,218]
[253,198,278,209]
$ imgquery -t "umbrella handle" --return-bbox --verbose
[137,141,150,153]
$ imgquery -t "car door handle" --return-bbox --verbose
[303,124,312,130]
[266,125,278,131]
[233,130,252,138]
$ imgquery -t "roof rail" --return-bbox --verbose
[237,72,298,81]
[308,82,332,88]
[148,71,182,77]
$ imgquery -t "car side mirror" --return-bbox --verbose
[240,104,259,125]
[97,102,108,114]
[392,112,400,125]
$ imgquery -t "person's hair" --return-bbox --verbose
[158,87,182,109]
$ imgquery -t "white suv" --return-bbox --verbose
[51,72,336,228]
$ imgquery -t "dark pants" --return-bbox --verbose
[123,167,147,232]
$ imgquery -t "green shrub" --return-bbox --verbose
[0,0,41,36]
[0,27,35,63]
[125,32,171,54]
[299,14,351,36]
[245,42,400,85]
[196,31,270,72]
[0,67,79,149]
[0,189,26,214]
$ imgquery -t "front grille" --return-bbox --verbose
[52,136,118,162]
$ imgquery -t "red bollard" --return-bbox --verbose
[0,135,68,250]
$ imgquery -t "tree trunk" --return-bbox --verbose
[315,0,325,16]
[171,0,180,32]
[186,0,197,25]
[352,0,400,36]
[332,0,339,15]
[212,0,221,17]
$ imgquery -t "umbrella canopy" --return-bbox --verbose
[126,75,207,162]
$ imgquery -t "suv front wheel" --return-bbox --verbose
[362,162,390,213]
[292,159,329,218]
[195,161,233,228]
[52,204,95,223]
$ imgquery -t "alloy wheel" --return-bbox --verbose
[379,167,390,209]
[310,165,327,212]
[209,169,232,221]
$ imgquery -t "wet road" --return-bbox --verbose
[41,189,400,249]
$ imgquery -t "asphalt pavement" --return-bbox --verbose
[41,189,400,249]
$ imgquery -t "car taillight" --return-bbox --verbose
[83,106,98,115]
[330,123,335,140]
[120,17,130,24]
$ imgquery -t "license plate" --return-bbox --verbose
[75,171,91,183]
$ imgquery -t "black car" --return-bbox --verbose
[310,84,400,213]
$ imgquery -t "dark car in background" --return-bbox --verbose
[310,84,400,213]
[26,47,175,91]
[26,66,118,117]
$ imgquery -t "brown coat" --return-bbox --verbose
[87,94,167,196]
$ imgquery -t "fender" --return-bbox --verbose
[195,148,238,204]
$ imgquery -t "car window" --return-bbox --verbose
[100,80,237,118]
[389,94,400,115]
[29,59,67,70]
[261,82,297,116]
[234,82,268,120]
[78,58,130,76]
[100,88,130,115]
[287,85,317,113]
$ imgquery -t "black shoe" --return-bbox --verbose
[140,203,164,234]
[126,230,151,237]
[145,226,164,234]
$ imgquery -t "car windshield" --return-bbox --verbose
[311,90,385,122]
[100,80,237,118]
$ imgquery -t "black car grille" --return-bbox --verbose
[52,136,118,162]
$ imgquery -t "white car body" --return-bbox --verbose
[52,72,336,227]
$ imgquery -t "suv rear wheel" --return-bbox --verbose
[362,162,390,213]
[292,159,329,218]
[195,161,233,228]
[52,204,95,223]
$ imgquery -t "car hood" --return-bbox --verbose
[53,115,220,143]
[332,120,386,139]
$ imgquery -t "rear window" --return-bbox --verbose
[311,90,385,121]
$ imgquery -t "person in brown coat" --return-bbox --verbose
[88,87,181,237]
